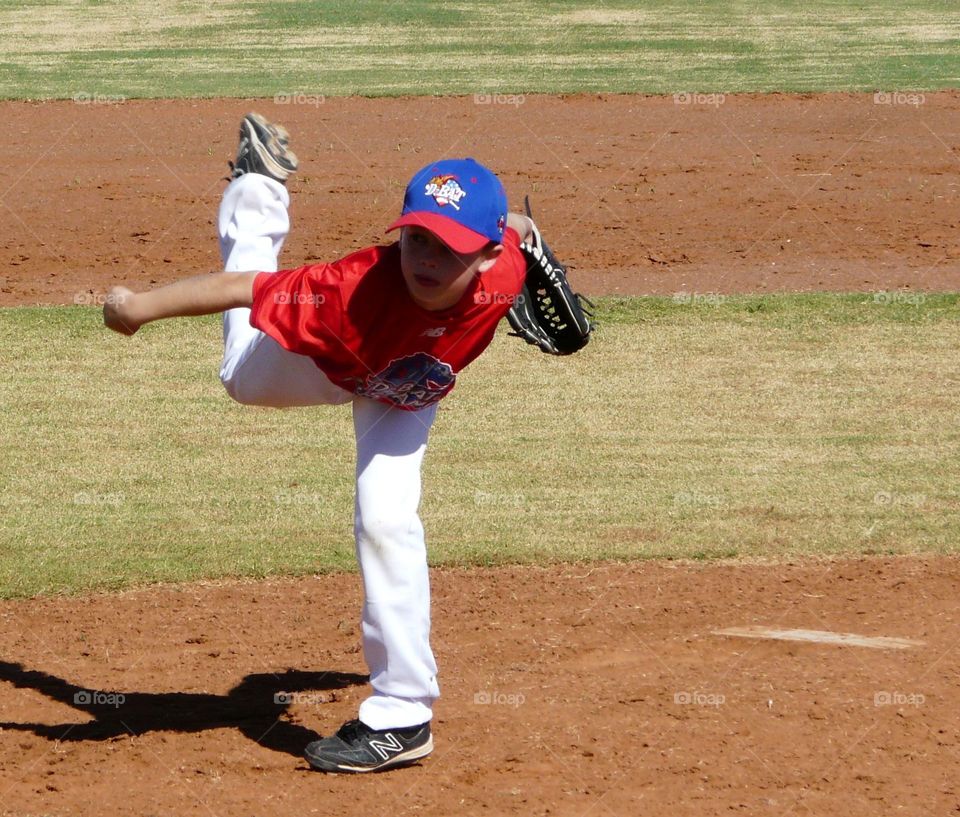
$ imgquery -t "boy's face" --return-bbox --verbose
[399,225,502,311]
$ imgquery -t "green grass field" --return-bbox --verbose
[2,0,959,98]
[1,295,957,598]
[1,2,958,597]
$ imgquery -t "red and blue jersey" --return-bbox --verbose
[249,228,526,410]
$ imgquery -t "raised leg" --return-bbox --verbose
[216,173,350,407]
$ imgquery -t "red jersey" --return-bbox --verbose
[249,228,527,410]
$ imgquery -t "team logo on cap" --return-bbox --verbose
[424,174,467,211]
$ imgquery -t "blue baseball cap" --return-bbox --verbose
[387,158,508,253]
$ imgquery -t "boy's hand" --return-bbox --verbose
[103,286,141,336]
[506,212,534,244]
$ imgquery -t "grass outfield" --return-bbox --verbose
[2,0,959,99]
[0,294,957,599]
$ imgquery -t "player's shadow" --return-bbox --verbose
[0,660,367,757]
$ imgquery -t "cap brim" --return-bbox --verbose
[387,212,491,254]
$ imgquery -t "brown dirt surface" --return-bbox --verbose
[3,94,958,815]
[0,557,957,815]
[1,92,958,305]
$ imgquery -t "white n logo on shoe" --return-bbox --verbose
[368,733,404,760]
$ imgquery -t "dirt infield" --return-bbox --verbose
[2,94,959,815]
[2,92,958,306]
[0,557,957,815]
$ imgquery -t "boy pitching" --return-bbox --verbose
[104,113,532,773]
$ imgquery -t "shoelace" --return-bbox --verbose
[225,136,252,180]
[336,718,368,742]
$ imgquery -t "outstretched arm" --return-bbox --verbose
[103,270,258,336]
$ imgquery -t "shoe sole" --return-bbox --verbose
[247,112,291,146]
[242,114,298,180]
[305,734,433,773]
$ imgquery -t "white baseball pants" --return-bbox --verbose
[218,173,439,730]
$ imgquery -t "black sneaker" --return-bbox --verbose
[304,718,433,773]
[228,112,299,184]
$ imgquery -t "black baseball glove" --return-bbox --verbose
[507,198,594,355]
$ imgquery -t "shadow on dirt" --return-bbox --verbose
[0,660,367,757]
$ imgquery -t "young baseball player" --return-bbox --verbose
[103,113,533,773]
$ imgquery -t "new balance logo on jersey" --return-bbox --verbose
[421,327,446,337]
[367,733,404,761]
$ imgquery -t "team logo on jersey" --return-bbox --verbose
[421,327,446,337]
[361,352,456,409]
[424,174,467,211]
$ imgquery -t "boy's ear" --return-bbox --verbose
[477,243,503,273]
